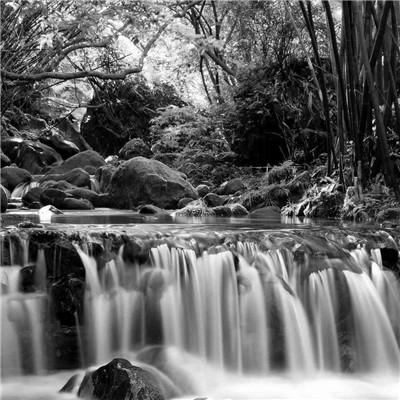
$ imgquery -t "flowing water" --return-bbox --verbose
[1,219,399,399]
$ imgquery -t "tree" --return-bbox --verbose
[0,0,202,112]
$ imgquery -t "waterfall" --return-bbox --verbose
[1,265,47,376]
[1,229,400,380]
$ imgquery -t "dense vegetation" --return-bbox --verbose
[2,0,400,221]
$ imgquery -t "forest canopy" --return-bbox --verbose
[1,0,400,199]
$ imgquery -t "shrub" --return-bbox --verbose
[81,76,185,156]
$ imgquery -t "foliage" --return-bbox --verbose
[81,76,185,155]
[214,60,328,166]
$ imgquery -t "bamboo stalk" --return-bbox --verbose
[353,2,399,197]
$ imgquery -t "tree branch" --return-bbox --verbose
[1,0,202,82]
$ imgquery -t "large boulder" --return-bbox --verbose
[40,168,91,188]
[77,358,165,400]
[119,138,152,160]
[108,157,198,209]
[46,150,105,175]
[15,140,63,174]
[1,166,32,191]
[39,131,80,159]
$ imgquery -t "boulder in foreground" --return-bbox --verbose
[108,157,198,209]
[77,358,165,400]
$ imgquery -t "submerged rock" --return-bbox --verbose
[77,358,165,400]
[108,157,198,209]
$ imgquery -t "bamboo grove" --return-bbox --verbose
[296,0,400,197]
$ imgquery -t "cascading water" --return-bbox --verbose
[1,227,400,399]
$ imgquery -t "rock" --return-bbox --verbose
[40,180,76,191]
[203,193,225,207]
[77,358,165,400]
[40,188,67,208]
[22,187,44,208]
[17,221,43,228]
[196,184,210,197]
[92,194,113,208]
[1,151,11,167]
[46,150,105,175]
[175,199,214,217]
[136,346,196,396]
[177,197,194,208]
[229,203,248,216]
[139,204,166,215]
[1,137,24,162]
[60,374,80,393]
[119,138,152,160]
[66,188,100,203]
[377,208,400,223]
[218,178,246,195]
[40,131,80,159]
[249,206,281,219]
[212,205,232,217]
[380,248,399,274]
[38,205,63,222]
[122,240,149,264]
[152,152,179,166]
[51,276,85,326]
[1,166,32,191]
[62,198,94,210]
[1,184,8,212]
[41,168,91,188]
[95,165,117,193]
[56,117,92,152]
[15,140,63,174]
[105,155,119,164]
[108,157,198,209]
